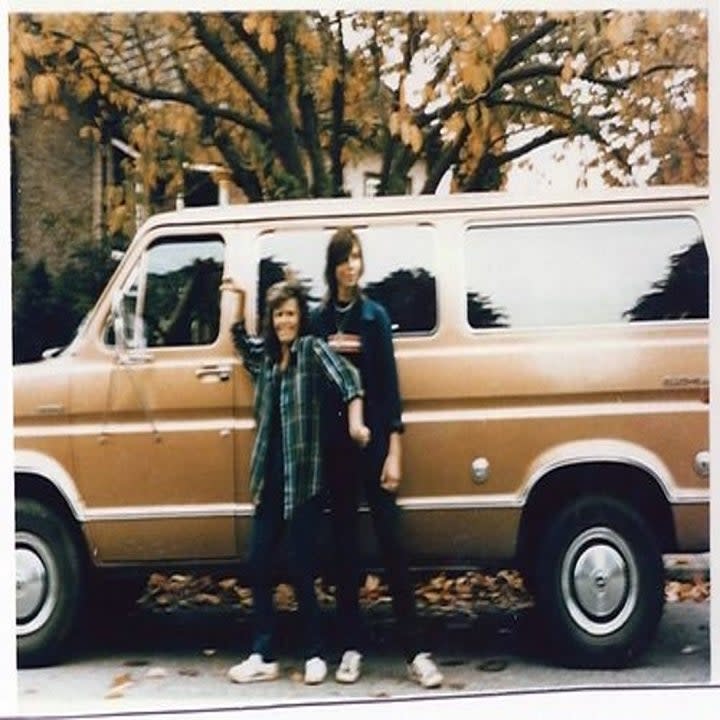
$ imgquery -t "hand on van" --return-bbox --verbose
[347,396,371,448]
[220,276,245,321]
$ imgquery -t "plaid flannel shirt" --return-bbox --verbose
[232,321,363,517]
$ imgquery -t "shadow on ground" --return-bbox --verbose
[80,579,542,669]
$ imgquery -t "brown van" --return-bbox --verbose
[14,187,709,668]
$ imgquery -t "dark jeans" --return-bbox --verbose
[326,440,419,662]
[249,489,323,662]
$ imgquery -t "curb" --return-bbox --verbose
[664,553,710,582]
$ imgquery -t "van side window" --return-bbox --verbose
[112,236,224,348]
[258,225,437,334]
[465,217,707,329]
[143,236,225,347]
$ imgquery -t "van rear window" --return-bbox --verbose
[465,216,707,329]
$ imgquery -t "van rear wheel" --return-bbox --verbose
[16,498,84,667]
[535,496,664,668]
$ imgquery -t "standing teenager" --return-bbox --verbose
[224,279,370,685]
[310,228,444,689]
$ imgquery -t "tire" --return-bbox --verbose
[535,495,664,668]
[16,498,85,667]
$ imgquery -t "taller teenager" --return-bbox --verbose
[310,228,443,689]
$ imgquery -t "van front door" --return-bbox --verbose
[73,234,237,562]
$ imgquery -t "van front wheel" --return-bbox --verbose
[535,496,664,668]
[16,498,84,667]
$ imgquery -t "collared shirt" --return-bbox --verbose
[232,321,363,517]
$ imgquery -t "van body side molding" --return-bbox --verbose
[84,503,254,521]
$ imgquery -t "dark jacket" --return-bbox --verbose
[310,296,403,473]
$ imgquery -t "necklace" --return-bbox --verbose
[333,298,357,335]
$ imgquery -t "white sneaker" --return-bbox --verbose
[304,656,328,685]
[407,652,443,689]
[335,649,363,683]
[228,653,279,683]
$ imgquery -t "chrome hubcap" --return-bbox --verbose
[561,527,638,636]
[16,531,58,636]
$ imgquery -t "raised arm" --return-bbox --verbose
[221,278,265,380]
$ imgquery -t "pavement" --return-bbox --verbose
[663,553,710,581]
[17,594,711,717]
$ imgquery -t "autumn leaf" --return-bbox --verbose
[105,672,134,699]
[192,593,222,606]
[259,31,277,53]
[605,13,638,49]
[79,125,101,142]
[31,73,60,104]
[11,7,706,260]
[461,61,492,94]
[487,23,509,55]
[242,14,259,34]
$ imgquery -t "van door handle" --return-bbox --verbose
[195,364,231,382]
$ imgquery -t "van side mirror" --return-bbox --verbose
[111,291,127,354]
[111,290,151,363]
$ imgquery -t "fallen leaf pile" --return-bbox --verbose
[665,575,711,603]
[138,570,709,615]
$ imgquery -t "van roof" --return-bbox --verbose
[141,184,709,233]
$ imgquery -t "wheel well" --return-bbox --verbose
[516,462,676,575]
[15,473,91,566]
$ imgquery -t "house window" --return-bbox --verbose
[363,172,412,197]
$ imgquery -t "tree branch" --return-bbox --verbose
[494,62,562,88]
[189,13,270,113]
[53,31,273,139]
[421,123,470,194]
[494,18,560,75]
[580,62,694,90]
[224,13,265,61]
[264,15,309,195]
[330,11,347,196]
[213,128,264,202]
[495,127,567,166]
[488,97,575,122]
[113,70,272,139]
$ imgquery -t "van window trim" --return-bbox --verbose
[102,231,229,351]
[255,223,442,338]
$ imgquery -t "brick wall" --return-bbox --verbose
[14,107,97,276]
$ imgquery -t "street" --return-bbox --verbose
[16,594,709,716]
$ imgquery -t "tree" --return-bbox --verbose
[12,260,71,363]
[624,240,708,322]
[13,238,117,363]
[365,268,436,333]
[467,292,509,329]
[9,9,708,205]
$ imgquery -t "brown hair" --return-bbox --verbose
[262,280,309,361]
[324,227,364,301]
